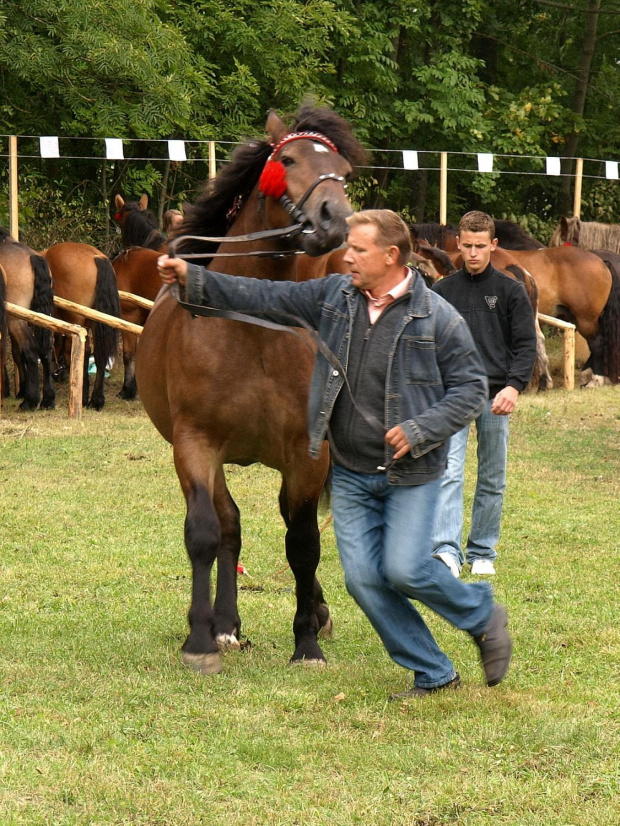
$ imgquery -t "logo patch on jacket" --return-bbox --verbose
[485,295,498,310]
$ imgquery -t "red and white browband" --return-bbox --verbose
[268,131,339,160]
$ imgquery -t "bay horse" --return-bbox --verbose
[136,103,367,675]
[0,229,55,410]
[112,247,161,399]
[506,247,620,385]
[114,194,166,250]
[43,243,121,409]
[418,244,552,391]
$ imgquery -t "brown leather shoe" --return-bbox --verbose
[474,604,512,686]
[389,673,461,700]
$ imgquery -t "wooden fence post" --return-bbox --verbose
[439,152,448,225]
[209,141,216,180]
[9,136,19,241]
[573,158,584,219]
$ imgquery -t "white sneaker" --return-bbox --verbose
[470,559,496,576]
[433,551,461,579]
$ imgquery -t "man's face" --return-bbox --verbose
[457,230,498,274]
[343,223,397,293]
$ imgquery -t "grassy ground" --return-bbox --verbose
[1,366,619,825]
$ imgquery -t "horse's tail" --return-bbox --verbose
[30,253,54,359]
[596,251,620,382]
[92,256,121,369]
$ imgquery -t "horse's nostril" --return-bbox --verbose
[319,201,333,229]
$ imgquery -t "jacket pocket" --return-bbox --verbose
[404,336,442,385]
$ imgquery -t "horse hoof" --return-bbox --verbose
[216,633,241,652]
[289,657,327,667]
[181,651,223,675]
[318,617,333,639]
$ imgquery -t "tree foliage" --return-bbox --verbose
[1,0,620,240]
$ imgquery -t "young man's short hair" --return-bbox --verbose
[458,211,495,238]
[347,209,412,265]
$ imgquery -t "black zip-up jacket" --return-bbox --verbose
[432,263,537,397]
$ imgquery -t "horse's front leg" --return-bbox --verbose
[174,434,222,675]
[212,468,242,650]
[282,456,331,665]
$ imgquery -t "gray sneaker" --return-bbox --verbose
[473,604,512,686]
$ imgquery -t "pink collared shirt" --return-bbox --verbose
[362,268,413,324]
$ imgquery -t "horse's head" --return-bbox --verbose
[259,109,360,257]
[550,215,581,248]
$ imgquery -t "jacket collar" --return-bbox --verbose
[342,268,432,317]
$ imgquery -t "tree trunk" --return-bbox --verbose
[559,0,601,215]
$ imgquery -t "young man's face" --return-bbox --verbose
[457,229,498,274]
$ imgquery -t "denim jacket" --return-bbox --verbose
[185,264,488,485]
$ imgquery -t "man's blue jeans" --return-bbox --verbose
[331,464,494,689]
[432,400,510,568]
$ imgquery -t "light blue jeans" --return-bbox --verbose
[432,400,510,568]
[331,464,493,689]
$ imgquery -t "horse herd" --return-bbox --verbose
[1,103,619,675]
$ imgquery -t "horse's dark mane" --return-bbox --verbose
[121,207,161,249]
[410,223,458,247]
[0,227,14,244]
[493,219,543,250]
[179,104,368,257]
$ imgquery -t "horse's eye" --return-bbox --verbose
[280,156,295,167]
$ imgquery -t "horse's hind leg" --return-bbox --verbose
[279,479,331,639]
[212,468,242,650]
[174,435,223,675]
[9,323,40,410]
[281,455,331,665]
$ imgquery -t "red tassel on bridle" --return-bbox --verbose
[258,159,288,199]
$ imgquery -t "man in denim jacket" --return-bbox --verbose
[158,209,512,697]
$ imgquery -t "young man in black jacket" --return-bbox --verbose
[431,211,537,577]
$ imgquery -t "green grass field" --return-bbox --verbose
[1,370,619,825]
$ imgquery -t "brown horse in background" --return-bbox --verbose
[43,243,121,410]
[418,244,552,391]
[114,194,166,251]
[507,247,620,385]
[0,229,55,410]
[136,103,366,675]
[112,247,161,399]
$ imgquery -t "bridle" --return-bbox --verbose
[168,130,347,261]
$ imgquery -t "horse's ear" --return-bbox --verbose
[115,194,125,210]
[139,194,149,210]
[266,109,288,145]
[560,216,569,241]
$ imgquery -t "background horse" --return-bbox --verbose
[0,229,55,410]
[550,216,620,255]
[43,243,121,410]
[112,247,161,399]
[114,194,166,250]
[507,247,620,385]
[136,103,366,675]
[410,219,543,251]
[418,244,552,391]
